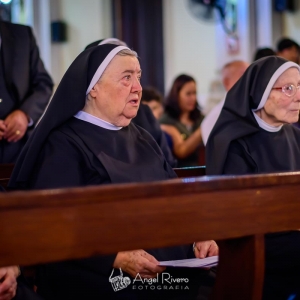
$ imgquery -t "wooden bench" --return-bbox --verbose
[1,172,300,299]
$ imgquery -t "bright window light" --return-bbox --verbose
[0,0,12,4]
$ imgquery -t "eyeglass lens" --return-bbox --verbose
[283,84,300,96]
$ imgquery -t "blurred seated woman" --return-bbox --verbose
[141,87,174,149]
[9,45,217,300]
[206,56,300,299]
[160,74,204,167]
[141,86,164,120]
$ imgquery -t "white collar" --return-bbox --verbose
[74,111,122,130]
[252,111,283,132]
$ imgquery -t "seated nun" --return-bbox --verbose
[9,45,217,300]
[206,56,300,299]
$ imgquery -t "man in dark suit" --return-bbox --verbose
[0,21,53,163]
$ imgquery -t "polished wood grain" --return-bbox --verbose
[0,171,300,299]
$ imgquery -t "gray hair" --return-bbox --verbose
[116,48,138,58]
[99,38,128,47]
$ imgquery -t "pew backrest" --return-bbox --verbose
[1,172,300,299]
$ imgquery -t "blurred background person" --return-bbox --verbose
[201,60,249,145]
[160,74,204,167]
[141,86,174,151]
[0,21,53,163]
[141,86,164,120]
[276,37,300,64]
[203,73,226,116]
[253,47,276,61]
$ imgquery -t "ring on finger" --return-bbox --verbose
[193,242,196,252]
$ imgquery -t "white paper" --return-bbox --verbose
[159,256,218,268]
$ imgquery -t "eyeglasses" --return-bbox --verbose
[272,84,300,97]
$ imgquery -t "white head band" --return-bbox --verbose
[86,46,130,95]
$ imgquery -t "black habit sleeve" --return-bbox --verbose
[223,140,258,175]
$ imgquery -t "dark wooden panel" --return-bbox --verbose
[212,235,265,300]
[0,163,14,178]
[0,164,14,190]
[174,166,206,177]
[0,178,9,189]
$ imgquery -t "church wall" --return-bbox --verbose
[163,0,217,108]
[31,0,261,104]
[49,0,112,85]
[282,8,300,46]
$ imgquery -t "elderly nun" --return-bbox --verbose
[206,56,300,299]
[10,44,217,300]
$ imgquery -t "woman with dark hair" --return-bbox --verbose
[160,74,204,167]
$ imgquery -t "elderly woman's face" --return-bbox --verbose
[89,55,142,127]
[261,67,300,126]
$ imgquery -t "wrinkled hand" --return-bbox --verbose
[0,120,6,141]
[0,266,19,300]
[193,240,218,259]
[4,110,29,142]
[113,250,166,279]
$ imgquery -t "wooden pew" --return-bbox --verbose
[1,172,300,299]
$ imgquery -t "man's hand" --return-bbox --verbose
[193,240,219,259]
[113,250,166,279]
[3,110,29,142]
[0,266,19,300]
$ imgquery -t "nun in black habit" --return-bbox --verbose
[9,44,216,300]
[206,56,300,299]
